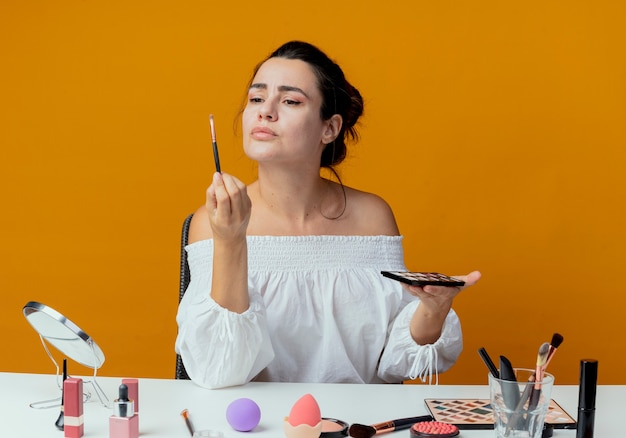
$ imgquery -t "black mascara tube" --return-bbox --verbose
[576,359,598,438]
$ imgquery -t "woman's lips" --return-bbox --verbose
[251,127,277,140]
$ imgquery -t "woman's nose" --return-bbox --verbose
[258,101,276,121]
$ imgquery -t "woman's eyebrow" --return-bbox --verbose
[249,83,309,98]
[278,85,309,98]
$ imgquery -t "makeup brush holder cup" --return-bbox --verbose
[488,368,554,438]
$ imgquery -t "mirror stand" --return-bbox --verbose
[28,334,62,409]
[29,334,111,409]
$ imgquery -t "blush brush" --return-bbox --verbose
[543,332,564,372]
[348,415,433,438]
[527,332,563,407]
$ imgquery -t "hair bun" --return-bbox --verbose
[343,82,363,131]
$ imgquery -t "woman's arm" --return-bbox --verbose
[192,172,251,313]
[175,240,274,389]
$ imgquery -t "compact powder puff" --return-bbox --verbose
[410,421,460,437]
[320,418,348,437]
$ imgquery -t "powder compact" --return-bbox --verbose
[410,421,460,437]
[320,418,349,437]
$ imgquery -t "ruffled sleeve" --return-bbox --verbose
[175,240,275,389]
[377,297,463,384]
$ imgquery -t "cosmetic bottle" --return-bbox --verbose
[122,378,139,426]
[109,383,138,438]
[63,377,84,438]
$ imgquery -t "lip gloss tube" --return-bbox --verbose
[109,383,139,438]
[64,377,84,438]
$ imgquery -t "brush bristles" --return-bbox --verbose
[537,342,550,367]
[551,333,564,349]
[348,423,376,438]
[209,114,217,142]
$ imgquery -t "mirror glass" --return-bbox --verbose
[23,301,105,369]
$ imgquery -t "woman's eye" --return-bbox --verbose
[249,97,263,103]
[284,99,301,106]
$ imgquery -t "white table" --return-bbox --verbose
[1,372,618,437]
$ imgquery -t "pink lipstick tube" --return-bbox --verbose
[64,378,84,438]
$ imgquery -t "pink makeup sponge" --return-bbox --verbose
[283,394,322,438]
[287,393,321,427]
[226,398,261,432]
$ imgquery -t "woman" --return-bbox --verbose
[175,41,481,389]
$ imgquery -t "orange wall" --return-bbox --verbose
[1,1,625,385]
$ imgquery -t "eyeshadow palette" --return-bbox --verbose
[424,399,577,430]
[381,271,465,287]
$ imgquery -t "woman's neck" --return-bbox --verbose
[248,165,346,234]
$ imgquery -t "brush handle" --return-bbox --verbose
[478,347,499,378]
[372,415,434,432]
[391,415,434,430]
[505,377,535,434]
[528,387,542,411]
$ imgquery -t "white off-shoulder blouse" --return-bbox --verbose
[175,235,462,389]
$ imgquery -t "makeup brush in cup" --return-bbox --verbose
[477,347,499,378]
[528,342,551,411]
[504,342,549,435]
[543,333,564,372]
[522,333,564,385]
[348,415,433,438]
[535,342,551,380]
[506,335,563,434]
[505,342,550,434]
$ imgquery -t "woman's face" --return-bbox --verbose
[242,57,333,166]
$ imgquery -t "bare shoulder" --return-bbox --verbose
[187,206,213,243]
[344,186,400,236]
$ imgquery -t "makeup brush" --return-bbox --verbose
[528,342,551,411]
[348,415,433,438]
[478,347,499,378]
[180,408,195,437]
[543,332,564,372]
[209,114,221,173]
[510,332,564,414]
[505,343,550,433]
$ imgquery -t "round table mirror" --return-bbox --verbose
[23,301,105,369]
[23,301,109,408]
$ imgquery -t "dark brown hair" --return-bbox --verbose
[250,41,364,168]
